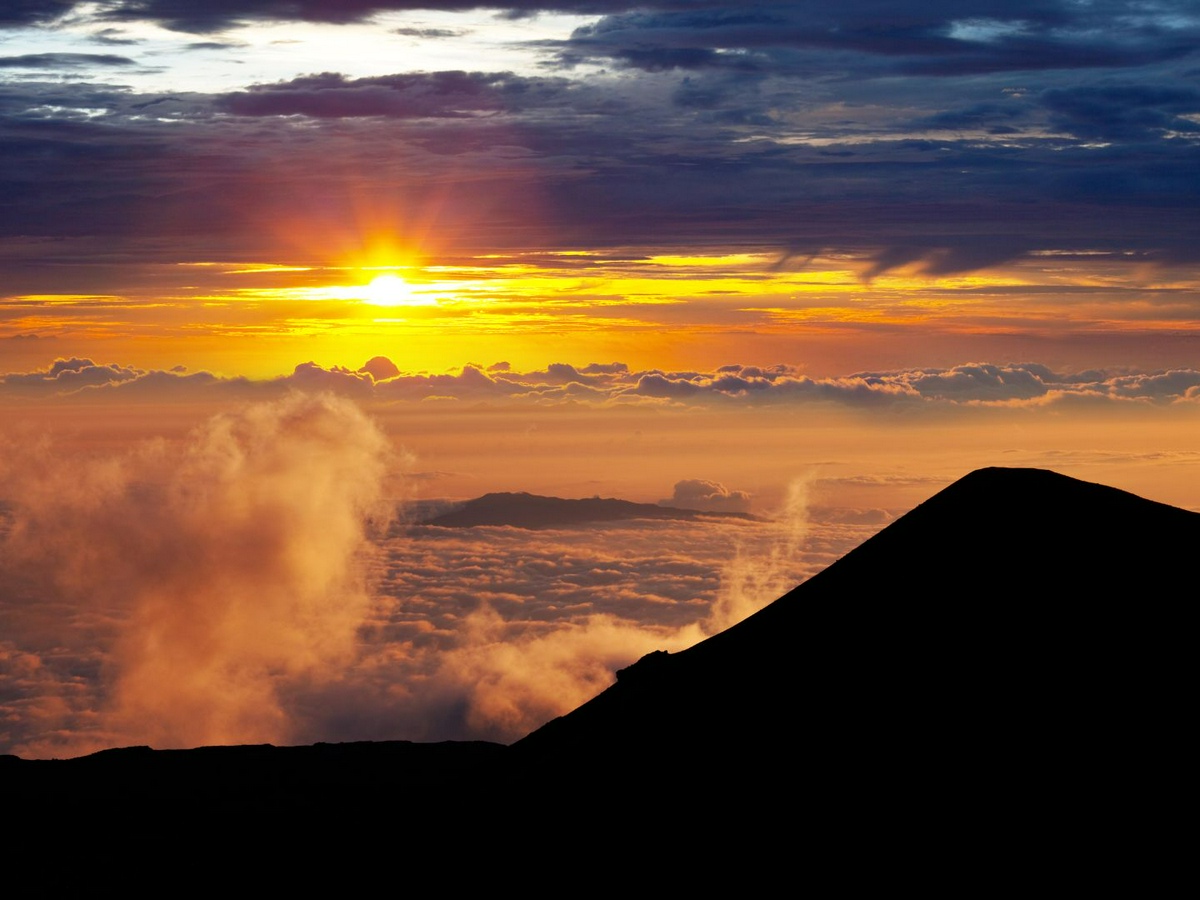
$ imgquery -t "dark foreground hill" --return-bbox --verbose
[516,465,1198,759]
[5,468,1195,831]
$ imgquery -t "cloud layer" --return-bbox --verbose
[0,392,876,756]
[1,1,1197,295]
[7,357,1200,409]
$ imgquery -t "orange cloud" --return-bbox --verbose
[1,392,395,753]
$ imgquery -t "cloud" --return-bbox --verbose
[90,27,139,45]
[2,452,870,754]
[862,238,1033,279]
[551,2,1200,77]
[703,476,810,634]
[421,605,696,742]
[0,1,75,28]
[578,362,629,375]
[8,357,1200,410]
[185,40,242,51]
[1040,83,1200,142]
[1,6,1197,274]
[660,478,752,513]
[621,362,1200,409]
[359,355,401,381]
[217,71,509,119]
[295,499,830,745]
[0,53,137,68]
[3,49,1198,277]
[83,2,736,35]
[92,0,406,33]
[0,392,395,755]
[394,27,468,39]
[1,357,143,392]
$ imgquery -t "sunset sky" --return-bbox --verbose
[2,1,1199,758]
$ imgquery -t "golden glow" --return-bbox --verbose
[8,247,1199,379]
[224,265,315,275]
[360,273,434,307]
[647,253,773,268]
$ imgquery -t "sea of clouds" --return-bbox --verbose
[0,393,879,758]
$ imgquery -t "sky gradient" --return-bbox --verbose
[2,1,1199,757]
[2,0,1199,374]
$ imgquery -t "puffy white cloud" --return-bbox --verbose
[660,478,753,513]
[0,392,394,755]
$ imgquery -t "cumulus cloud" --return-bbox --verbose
[359,355,401,382]
[0,392,395,755]
[660,478,752,513]
[423,605,698,742]
[1,450,871,754]
[1,357,142,392]
[8,357,1200,410]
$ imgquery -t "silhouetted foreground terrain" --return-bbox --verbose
[5,468,1194,821]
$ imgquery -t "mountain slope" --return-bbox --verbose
[514,467,1196,788]
[7,467,1192,825]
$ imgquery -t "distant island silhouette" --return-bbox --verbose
[417,491,758,528]
[5,467,1194,823]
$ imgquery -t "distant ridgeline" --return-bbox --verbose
[415,491,758,528]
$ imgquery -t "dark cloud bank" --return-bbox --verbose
[1,1,1198,283]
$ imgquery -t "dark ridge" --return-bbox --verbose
[5,468,1193,832]
[514,468,1196,781]
[420,490,757,528]
[3,740,513,811]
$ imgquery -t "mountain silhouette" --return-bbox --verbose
[515,466,1196,818]
[5,467,1194,824]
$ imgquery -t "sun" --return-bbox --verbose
[360,273,433,306]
